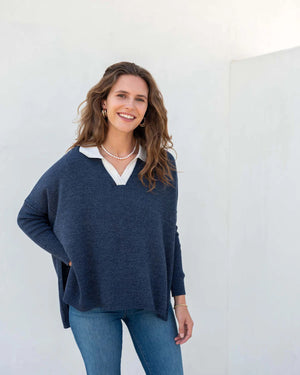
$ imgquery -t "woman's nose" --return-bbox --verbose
[124,98,135,109]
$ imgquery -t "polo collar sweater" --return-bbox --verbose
[79,143,147,185]
[17,145,186,329]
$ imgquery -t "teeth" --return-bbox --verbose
[119,113,134,119]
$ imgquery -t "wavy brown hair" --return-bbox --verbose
[66,61,178,192]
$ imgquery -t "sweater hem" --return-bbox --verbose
[62,297,171,328]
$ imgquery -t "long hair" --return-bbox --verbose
[66,61,178,192]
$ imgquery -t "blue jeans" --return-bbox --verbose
[69,300,184,374]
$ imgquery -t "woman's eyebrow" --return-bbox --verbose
[115,90,148,99]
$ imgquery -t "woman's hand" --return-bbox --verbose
[68,261,72,266]
[174,306,194,345]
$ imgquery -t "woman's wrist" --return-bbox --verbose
[174,295,186,304]
[173,295,188,309]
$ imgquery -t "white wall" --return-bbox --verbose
[229,46,300,375]
[1,0,300,374]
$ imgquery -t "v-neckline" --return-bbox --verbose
[103,156,137,178]
[99,157,141,187]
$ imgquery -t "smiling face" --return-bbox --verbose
[102,74,149,134]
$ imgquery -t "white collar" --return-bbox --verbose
[79,143,147,162]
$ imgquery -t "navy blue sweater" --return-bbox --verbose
[17,146,186,329]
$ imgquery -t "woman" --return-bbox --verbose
[17,61,194,374]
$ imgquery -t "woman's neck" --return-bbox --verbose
[101,131,138,158]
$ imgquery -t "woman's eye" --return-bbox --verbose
[116,94,145,102]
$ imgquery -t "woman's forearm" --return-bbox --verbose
[173,295,186,304]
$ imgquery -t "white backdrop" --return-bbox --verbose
[1,0,300,374]
[229,47,300,375]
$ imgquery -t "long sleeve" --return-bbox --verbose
[169,153,186,297]
[17,200,70,266]
[16,159,70,266]
[171,225,186,296]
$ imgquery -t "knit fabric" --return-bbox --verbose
[17,146,186,329]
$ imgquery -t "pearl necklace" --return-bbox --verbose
[101,139,137,160]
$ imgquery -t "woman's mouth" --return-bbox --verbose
[117,112,136,121]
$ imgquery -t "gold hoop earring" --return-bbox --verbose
[139,117,146,127]
[102,109,107,118]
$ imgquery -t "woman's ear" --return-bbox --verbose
[101,100,107,110]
